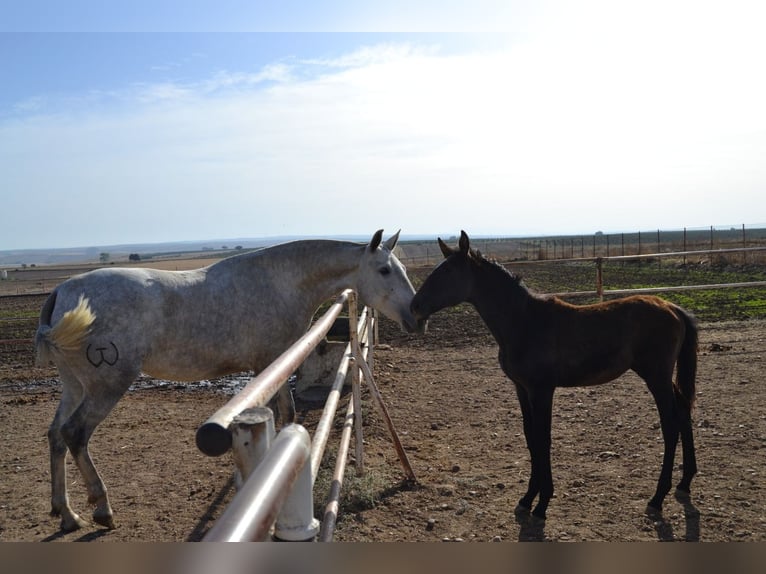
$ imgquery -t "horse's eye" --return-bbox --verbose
[379,266,391,276]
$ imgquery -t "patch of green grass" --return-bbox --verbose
[504,261,766,322]
[0,309,38,320]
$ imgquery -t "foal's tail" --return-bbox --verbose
[673,306,698,412]
[35,291,96,366]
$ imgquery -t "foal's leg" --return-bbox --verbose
[529,387,555,522]
[513,384,539,514]
[675,400,697,495]
[646,381,681,513]
[513,383,555,522]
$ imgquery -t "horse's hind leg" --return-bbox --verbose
[646,380,681,513]
[48,369,88,531]
[676,402,697,495]
[59,370,137,529]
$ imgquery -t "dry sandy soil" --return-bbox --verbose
[0,293,764,542]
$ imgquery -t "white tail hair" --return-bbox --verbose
[35,294,96,365]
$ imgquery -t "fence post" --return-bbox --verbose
[203,424,314,542]
[657,229,661,269]
[230,407,275,488]
[274,427,321,541]
[596,257,604,301]
[742,224,747,264]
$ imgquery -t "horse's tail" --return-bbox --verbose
[35,291,96,366]
[673,305,698,412]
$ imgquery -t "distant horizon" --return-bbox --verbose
[6,222,766,251]
[3,223,765,267]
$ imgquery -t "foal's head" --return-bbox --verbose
[410,230,479,321]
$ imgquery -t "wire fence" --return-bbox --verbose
[396,224,766,268]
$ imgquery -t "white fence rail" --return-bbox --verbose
[196,289,412,542]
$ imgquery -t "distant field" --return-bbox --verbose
[3,235,766,322]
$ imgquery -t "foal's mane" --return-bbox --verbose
[469,247,523,285]
[468,247,557,304]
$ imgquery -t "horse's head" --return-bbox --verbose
[411,230,476,322]
[357,229,426,334]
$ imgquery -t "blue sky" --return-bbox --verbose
[2,1,765,250]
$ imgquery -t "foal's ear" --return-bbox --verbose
[383,229,401,251]
[437,237,453,258]
[368,229,384,252]
[459,230,471,255]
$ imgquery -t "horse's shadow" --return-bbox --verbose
[648,491,701,542]
[513,491,701,542]
[514,508,548,542]
[41,525,113,542]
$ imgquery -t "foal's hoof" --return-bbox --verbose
[514,504,531,517]
[674,486,691,501]
[645,504,663,520]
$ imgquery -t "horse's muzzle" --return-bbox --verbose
[403,315,428,335]
[409,298,430,326]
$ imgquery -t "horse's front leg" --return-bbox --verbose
[529,386,555,522]
[513,383,539,515]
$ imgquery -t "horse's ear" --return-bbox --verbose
[437,237,453,258]
[459,230,470,255]
[383,229,401,251]
[368,229,384,252]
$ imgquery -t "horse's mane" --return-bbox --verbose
[469,247,560,304]
[469,248,523,285]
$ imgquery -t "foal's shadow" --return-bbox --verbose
[646,490,701,542]
[514,508,548,542]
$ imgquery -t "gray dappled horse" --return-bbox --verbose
[36,230,424,532]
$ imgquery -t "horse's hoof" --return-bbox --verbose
[645,504,663,520]
[529,513,546,527]
[60,513,88,532]
[674,486,691,499]
[93,511,115,530]
[514,504,531,517]
[674,490,691,503]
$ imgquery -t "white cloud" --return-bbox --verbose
[3,16,766,249]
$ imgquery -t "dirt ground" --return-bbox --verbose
[0,294,764,542]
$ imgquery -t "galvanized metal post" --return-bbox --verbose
[203,424,313,542]
[274,427,320,541]
[230,407,275,488]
